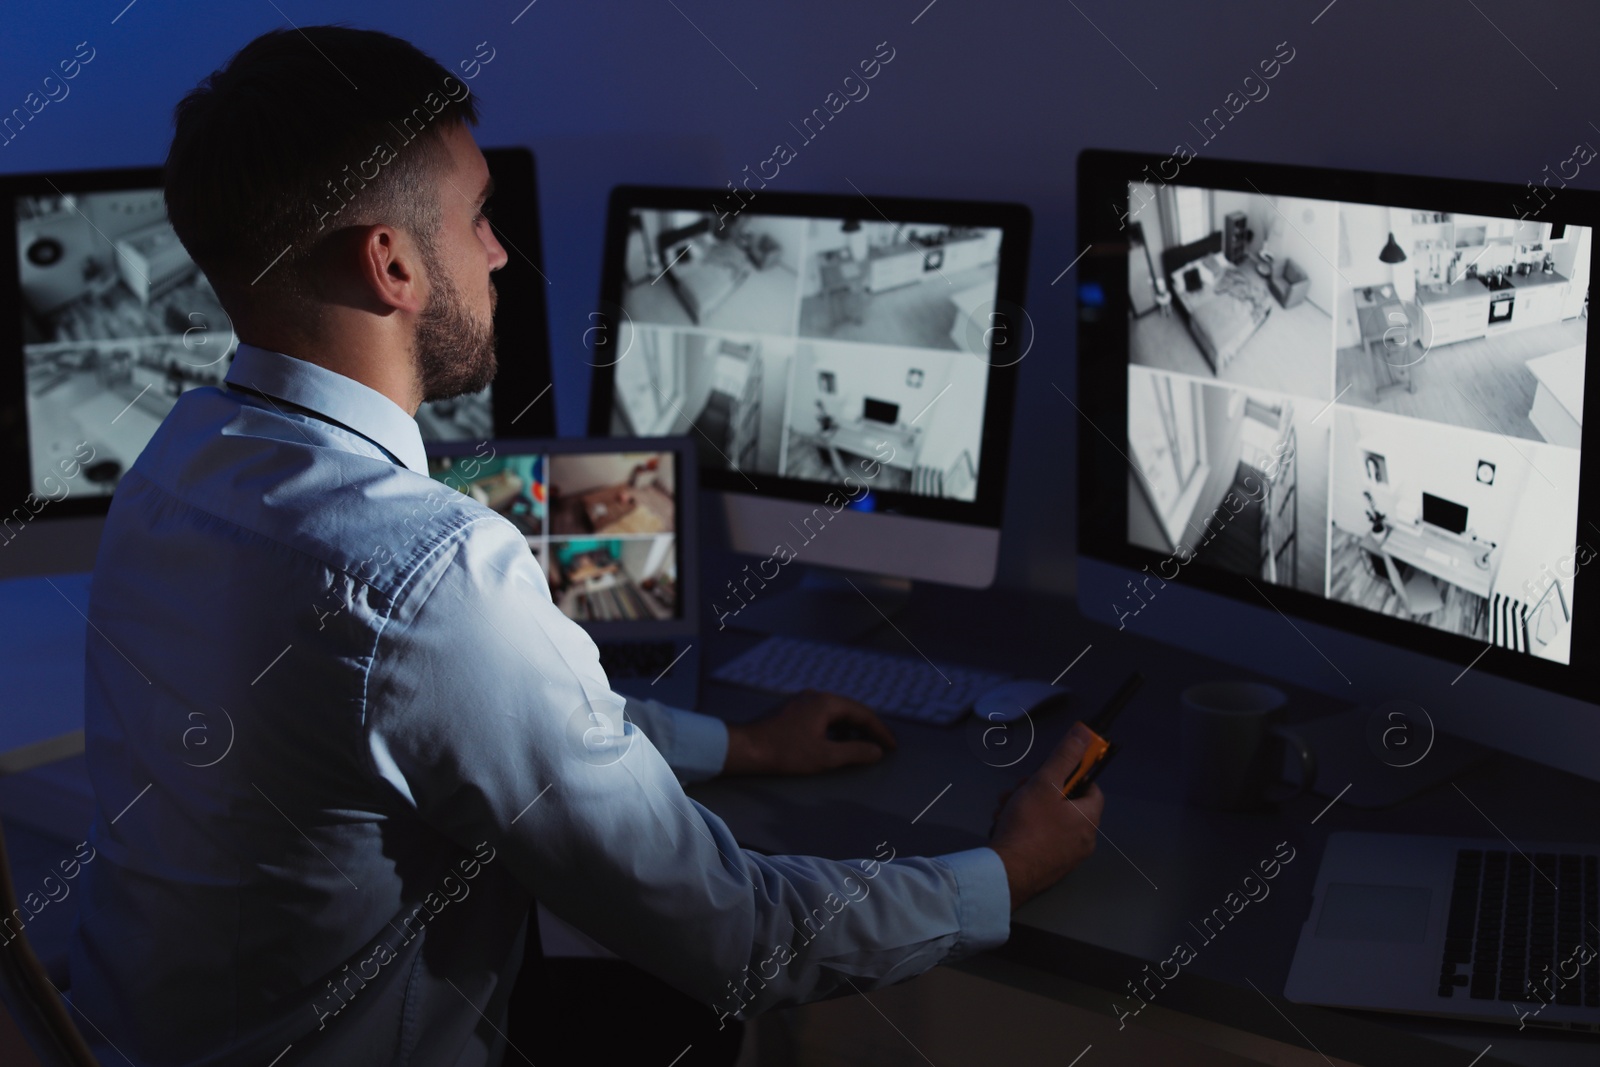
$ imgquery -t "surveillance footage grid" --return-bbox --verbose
[609,209,1000,502]
[15,187,491,500]
[1126,184,1587,664]
[427,449,680,623]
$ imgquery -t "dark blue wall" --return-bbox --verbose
[5,0,1598,590]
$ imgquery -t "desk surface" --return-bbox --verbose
[1377,522,1498,598]
[7,568,1600,1065]
[1356,297,1404,341]
[821,420,920,470]
[691,581,1600,1067]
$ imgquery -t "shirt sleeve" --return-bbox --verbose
[364,518,1012,1020]
[619,697,728,783]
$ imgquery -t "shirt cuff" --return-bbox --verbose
[938,847,1012,959]
[622,696,729,783]
[668,706,730,783]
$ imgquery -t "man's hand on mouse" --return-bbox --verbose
[988,721,1106,910]
[722,689,896,776]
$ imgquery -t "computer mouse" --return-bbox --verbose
[826,720,884,745]
[973,680,1070,723]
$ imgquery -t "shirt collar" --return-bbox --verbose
[223,344,429,476]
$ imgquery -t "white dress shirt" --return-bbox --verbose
[67,343,1010,1065]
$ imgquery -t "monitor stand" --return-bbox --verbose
[720,567,911,641]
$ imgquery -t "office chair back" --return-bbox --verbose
[0,822,97,1066]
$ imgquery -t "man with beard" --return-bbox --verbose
[67,25,1105,1067]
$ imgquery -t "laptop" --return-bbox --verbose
[424,436,701,708]
[1286,832,1600,1032]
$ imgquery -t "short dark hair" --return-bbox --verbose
[164,25,480,325]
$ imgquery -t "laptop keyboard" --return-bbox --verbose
[597,640,682,680]
[711,635,1010,725]
[1440,848,1600,1005]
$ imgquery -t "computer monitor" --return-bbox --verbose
[426,437,690,624]
[423,435,700,706]
[0,147,554,576]
[586,186,1032,589]
[862,398,899,425]
[1421,492,1469,536]
[1077,148,1600,780]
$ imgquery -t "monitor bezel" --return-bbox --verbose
[0,147,555,522]
[422,434,699,642]
[585,184,1033,530]
[1076,147,1600,704]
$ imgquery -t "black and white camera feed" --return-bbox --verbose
[16,188,235,498]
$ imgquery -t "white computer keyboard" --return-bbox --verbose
[711,636,1011,725]
[1424,546,1453,565]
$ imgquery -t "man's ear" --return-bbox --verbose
[357,224,425,314]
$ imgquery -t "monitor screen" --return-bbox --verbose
[1123,183,1585,667]
[12,186,492,497]
[426,448,681,623]
[0,149,554,522]
[1421,493,1469,535]
[13,185,230,500]
[589,188,1032,535]
[607,208,999,501]
[863,398,899,425]
[1078,150,1597,693]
